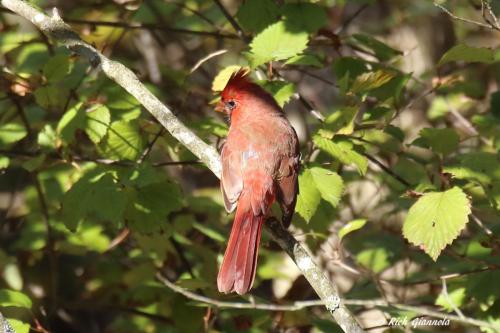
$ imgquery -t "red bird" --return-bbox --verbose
[215,69,300,295]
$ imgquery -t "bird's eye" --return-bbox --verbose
[226,100,236,110]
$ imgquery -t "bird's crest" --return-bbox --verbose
[221,68,252,99]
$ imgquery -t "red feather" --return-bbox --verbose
[216,70,299,294]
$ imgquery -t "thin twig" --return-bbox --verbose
[64,18,239,39]
[190,49,228,73]
[212,0,249,42]
[434,2,500,31]
[156,272,500,330]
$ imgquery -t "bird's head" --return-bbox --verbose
[215,68,252,115]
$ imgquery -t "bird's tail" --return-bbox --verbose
[217,193,264,295]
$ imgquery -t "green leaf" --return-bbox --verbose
[260,80,295,107]
[191,118,228,138]
[37,124,57,150]
[439,44,495,66]
[249,21,309,66]
[284,54,323,68]
[236,0,279,33]
[57,102,86,143]
[193,222,225,243]
[3,264,22,291]
[403,187,471,261]
[435,287,466,312]
[34,85,69,110]
[0,156,9,169]
[281,3,327,33]
[85,104,111,144]
[62,172,128,231]
[0,289,32,308]
[0,123,27,145]
[349,34,402,61]
[309,166,343,207]
[417,128,460,156]
[444,152,500,184]
[357,248,390,273]
[126,181,183,233]
[351,70,395,94]
[339,219,367,241]
[295,168,321,222]
[323,107,358,135]
[43,54,70,82]
[211,65,247,92]
[0,32,37,53]
[103,120,144,160]
[313,135,368,175]
[6,318,30,333]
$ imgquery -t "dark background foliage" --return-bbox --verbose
[0,0,499,332]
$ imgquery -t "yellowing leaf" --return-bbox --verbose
[403,187,471,261]
[212,66,249,92]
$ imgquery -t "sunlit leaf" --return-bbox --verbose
[0,289,32,308]
[0,123,27,145]
[339,219,367,241]
[102,120,144,160]
[249,21,309,66]
[314,135,368,175]
[403,187,471,261]
[295,168,321,222]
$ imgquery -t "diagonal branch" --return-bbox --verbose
[0,1,363,332]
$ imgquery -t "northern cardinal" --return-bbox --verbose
[215,69,300,294]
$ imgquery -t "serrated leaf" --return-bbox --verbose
[85,104,111,144]
[295,168,321,222]
[339,219,367,241]
[0,123,27,145]
[236,0,279,33]
[43,54,70,82]
[57,102,86,143]
[0,289,32,308]
[103,120,143,160]
[314,135,368,175]
[309,167,343,207]
[260,80,295,107]
[403,187,471,261]
[281,3,327,33]
[439,44,495,66]
[62,172,127,231]
[417,128,460,156]
[211,66,248,92]
[249,21,309,66]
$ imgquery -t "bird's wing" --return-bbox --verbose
[221,143,243,213]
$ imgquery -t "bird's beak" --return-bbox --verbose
[215,100,225,113]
